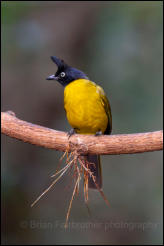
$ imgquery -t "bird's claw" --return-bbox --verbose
[95,130,102,136]
[67,128,76,139]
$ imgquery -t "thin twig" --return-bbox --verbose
[31,161,71,207]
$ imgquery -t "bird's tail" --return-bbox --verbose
[85,155,102,189]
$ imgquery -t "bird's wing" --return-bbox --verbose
[96,85,112,135]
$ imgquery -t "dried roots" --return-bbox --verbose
[31,150,110,228]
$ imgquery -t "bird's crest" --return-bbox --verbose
[51,56,68,70]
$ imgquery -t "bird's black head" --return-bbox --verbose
[46,56,88,87]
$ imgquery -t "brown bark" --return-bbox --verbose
[1,111,163,155]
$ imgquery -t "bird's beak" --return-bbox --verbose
[46,74,58,80]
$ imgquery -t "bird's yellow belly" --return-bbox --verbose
[64,80,108,134]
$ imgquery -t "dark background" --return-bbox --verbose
[2,1,163,245]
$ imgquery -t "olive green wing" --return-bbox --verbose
[96,85,112,135]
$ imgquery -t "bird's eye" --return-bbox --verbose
[60,72,65,77]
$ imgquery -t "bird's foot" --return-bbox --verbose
[67,128,76,139]
[95,130,103,136]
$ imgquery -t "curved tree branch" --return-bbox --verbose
[1,111,163,155]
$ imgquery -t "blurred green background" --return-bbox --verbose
[1,1,163,245]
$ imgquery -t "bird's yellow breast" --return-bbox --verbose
[64,79,108,134]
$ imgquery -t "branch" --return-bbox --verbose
[1,111,163,155]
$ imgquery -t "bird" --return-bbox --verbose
[47,56,112,190]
